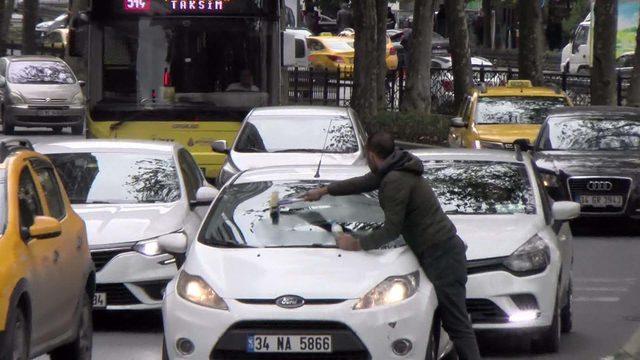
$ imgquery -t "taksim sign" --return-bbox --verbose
[167,0,228,11]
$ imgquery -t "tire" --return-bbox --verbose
[531,297,561,354]
[71,124,84,136]
[50,294,93,360]
[1,108,15,135]
[161,338,169,360]
[561,282,573,333]
[2,306,29,360]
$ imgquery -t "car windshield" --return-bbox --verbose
[539,115,640,151]
[234,115,359,154]
[200,180,405,249]
[8,61,76,85]
[476,97,567,125]
[324,39,354,52]
[47,152,181,204]
[423,160,536,215]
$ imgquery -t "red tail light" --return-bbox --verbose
[327,55,345,64]
[442,79,454,92]
[163,68,171,87]
[308,55,317,62]
[389,47,397,56]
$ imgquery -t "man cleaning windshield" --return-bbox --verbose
[304,132,482,360]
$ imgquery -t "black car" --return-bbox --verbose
[527,106,640,220]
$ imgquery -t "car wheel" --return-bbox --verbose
[561,282,573,333]
[531,297,561,353]
[1,107,15,135]
[71,124,84,136]
[50,293,93,360]
[1,305,29,360]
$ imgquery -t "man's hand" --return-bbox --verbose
[304,187,328,202]
[336,234,362,251]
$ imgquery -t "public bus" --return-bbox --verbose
[66,0,294,178]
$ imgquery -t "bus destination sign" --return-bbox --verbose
[124,0,151,12]
[123,0,240,13]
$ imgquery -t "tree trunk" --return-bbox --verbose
[517,0,545,85]
[352,0,379,122]
[445,0,472,111]
[0,0,6,55]
[628,13,640,107]
[401,0,434,114]
[482,0,491,47]
[375,0,388,112]
[591,0,617,106]
[22,0,38,55]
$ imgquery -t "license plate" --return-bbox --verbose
[247,335,332,353]
[37,110,64,116]
[93,293,107,308]
[579,195,623,208]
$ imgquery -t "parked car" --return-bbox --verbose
[430,56,495,112]
[307,34,398,73]
[42,29,68,51]
[0,138,94,359]
[213,106,367,186]
[0,56,85,135]
[35,140,218,310]
[527,106,640,221]
[35,13,68,40]
[160,165,453,359]
[413,148,580,353]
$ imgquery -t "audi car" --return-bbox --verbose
[529,106,640,220]
[412,149,580,354]
[160,166,453,359]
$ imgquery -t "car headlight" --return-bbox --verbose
[133,239,162,256]
[353,271,419,310]
[71,92,85,105]
[540,172,560,188]
[503,235,550,275]
[217,161,239,186]
[177,271,228,310]
[475,140,505,150]
[9,92,25,104]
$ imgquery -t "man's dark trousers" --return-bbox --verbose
[419,236,482,360]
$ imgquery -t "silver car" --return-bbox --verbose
[213,106,367,186]
[0,56,85,135]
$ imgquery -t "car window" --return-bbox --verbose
[178,149,204,201]
[34,167,66,220]
[8,61,76,84]
[295,39,306,58]
[18,167,44,231]
[574,24,589,46]
[475,97,568,125]
[539,115,640,151]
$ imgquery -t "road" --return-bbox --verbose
[10,130,638,360]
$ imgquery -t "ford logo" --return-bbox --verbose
[275,295,305,309]
[587,181,613,192]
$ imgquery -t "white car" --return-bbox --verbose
[160,166,453,360]
[35,140,218,310]
[212,106,367,186]
[412,148,580,353]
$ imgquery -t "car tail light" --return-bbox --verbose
[389,47,397,56]
[163,68,171,87]
[442,79,454,92]
[308,55,317,62]
[327,55,345,64]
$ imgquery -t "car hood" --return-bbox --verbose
[451,215,544,260]
[535,151,640,176]
[73,202,186,247]
[187,245,422,300]
[230,152,364,172]
[476,124,541,144]
[9,83,80,102]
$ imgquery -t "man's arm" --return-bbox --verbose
[327,172,381,196]
[357,173,412,250]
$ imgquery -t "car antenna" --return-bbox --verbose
[314,119,334,179]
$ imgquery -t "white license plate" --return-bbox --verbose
[37,110,64,116]
[93,292,107,308]
[579,195,623,208]
[247,335,332,353]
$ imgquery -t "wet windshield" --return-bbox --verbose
[200,181,404,249]
[423,161,536,215]
[47,153,181,204]
[539,116,640,151]
[234,116,359,153]
[476,97,567,125]
[8,61,76,84]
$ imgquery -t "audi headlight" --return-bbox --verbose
[540,172,560,188]
[9,92,25,104]
[475,140,505,150]
[503,235,550,274]
[177,271,228,310]
[354,271,419,310]
[71,92,85,105]
[133,239,162,256]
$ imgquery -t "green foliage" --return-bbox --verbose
[365,111,451,146]
[617,27,638,56]
[562,0,591,39]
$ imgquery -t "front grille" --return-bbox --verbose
[466,299,509,324]
[15,115,80,123]
[95,283,141,306]
[91,248,131,272]
[27,105,70,109]
[137,280,170,301]
[236,299,346,306]
[568,177,632,213]
[28,98,67,103]
[511,294,539,311]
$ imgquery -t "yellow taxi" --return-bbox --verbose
[449,80,573,149]
[0,138,94,359]
[307,34,399,74]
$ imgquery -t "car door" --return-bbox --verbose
[31,158,84,333]
[177,149,209,229]
[449,95,471,147]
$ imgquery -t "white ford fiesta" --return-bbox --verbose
[412,149,581,354]
[160,166,453,360]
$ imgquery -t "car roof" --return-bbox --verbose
[3,55,65,62]
[250,106,351,117]
[479,86,564,97]
[410,148,530,164]
[548,106,640,117]
[234,165,369,184]
[34,139,180,155]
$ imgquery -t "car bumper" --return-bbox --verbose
[94,250,177,310]
[6,104,85,127]
[162,278,437,360]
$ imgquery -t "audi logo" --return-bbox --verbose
[587,181,613,191]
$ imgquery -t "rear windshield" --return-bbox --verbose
[8,61,76,84]
[539,116,640,151]
[323,39,354,52]
[476,96,567,125]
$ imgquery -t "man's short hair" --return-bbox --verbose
[366,132,395,159]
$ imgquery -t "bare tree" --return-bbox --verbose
[401,0,435,114]
[591,0,618,105]
[445,0,472,111]
[352,0,379,121]
[517,0,545,85]
[628,13,640,107]
[375,0,388,112]
[22,0,38,55]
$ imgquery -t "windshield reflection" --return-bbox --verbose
[476,97,567,125]
[539,116,640,151]
[8,61,76,85]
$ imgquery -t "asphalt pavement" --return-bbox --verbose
[13,129,639,360]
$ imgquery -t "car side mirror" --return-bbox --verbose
[78,80,86,87]
[29,216,62,239]
[552,201,581,221]
[450,117,467,128]
[191,186,218,207]
[513,138,532,152]
[211,140,229,154]
[158,233,188,254]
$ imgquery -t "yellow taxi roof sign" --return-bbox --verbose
[507,80,533,88]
